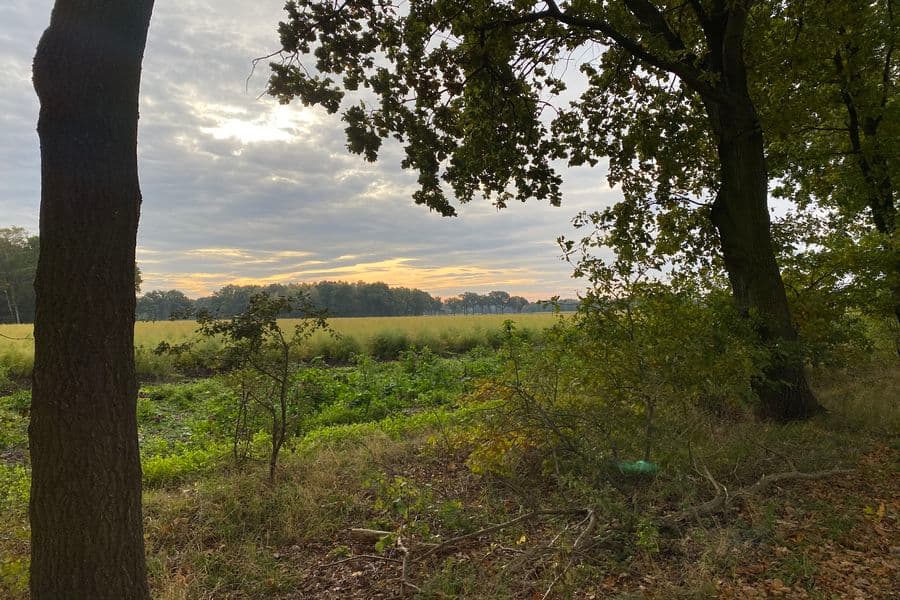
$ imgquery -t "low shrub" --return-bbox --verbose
[367,330,411,360]
[142,444,226,488]
[465,288,762,487]
[306,334,362,363]
[0,350,30,382]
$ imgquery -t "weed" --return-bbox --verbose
[634,517,661,555]
[774,551,818,588]
[142,445,226,487]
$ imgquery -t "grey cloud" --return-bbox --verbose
[1,1,620,300]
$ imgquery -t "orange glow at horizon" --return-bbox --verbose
[141,256,566,301]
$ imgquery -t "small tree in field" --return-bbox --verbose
[196,292,330,481]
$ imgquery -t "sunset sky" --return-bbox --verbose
[0,1,621,299]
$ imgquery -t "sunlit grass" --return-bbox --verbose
[1,313,567,378]
[135,313,564,347]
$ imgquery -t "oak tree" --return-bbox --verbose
[267,0,822,419]
[30,0,154,597]
[760,0,898,323]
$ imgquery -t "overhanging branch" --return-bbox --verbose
[485,0,730,103]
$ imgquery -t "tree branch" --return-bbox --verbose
[624,0,689,52]
[663,467,852,526]
[880,37,895,110]
[686,0,712,34]
[486,0,729,103]
[413,508,587,563]
[321,554,402,568]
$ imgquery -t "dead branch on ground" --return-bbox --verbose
[335,508,593,595]
[663,467,852,527]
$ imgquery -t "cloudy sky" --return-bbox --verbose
[0,1,620,300]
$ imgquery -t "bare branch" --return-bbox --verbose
[413,508,588,563]
[624,0,689,52]
[321,554,403,568]
[686,0,712,33]
[663,467,852,526]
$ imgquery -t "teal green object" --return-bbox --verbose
[616,460,659,475]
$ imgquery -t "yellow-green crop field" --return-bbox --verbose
[0,313,567,379]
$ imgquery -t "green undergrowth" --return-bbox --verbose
[0,348,500,597]
[0,342,896,598]
[139,356,897,599]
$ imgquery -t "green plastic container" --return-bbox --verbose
[616,460,659,475]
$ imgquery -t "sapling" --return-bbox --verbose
[195,292,331,481]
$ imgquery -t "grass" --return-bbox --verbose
[0,313,565,379]
[0,349,500,598]
[0,339,896,598]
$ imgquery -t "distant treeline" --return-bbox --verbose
[1,228,577,324]
[136,282,578,321]
[0,228,38,324]
[2,227,142,325]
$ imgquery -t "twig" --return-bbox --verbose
[541,564,566,600]
[702,465,727,503]
[414,509,586,563]
[246,50,284,92]
[396,535,422,595]
[742,468,852,496]
[542,509,597,600]
[321,554,402,568]
[573,509,598,551]
[545,520,572,549]
[352,508,590,592]
[755,441,798,471]
[495,545,526,555]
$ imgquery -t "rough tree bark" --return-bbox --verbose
[706,97,822,419]
[701,4,823,420]
[30,1,154,598]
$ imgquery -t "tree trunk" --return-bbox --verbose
[842,91,899,325]
[2,285,22,324]
[12,298,21,325]
[705,97,823,420]
[30,1,154,598]
[832,38,899,324]
[3,288,16,324]
[10,287,21,325]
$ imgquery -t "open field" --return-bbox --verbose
[0,313,568,381]
[132,313,567,347]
